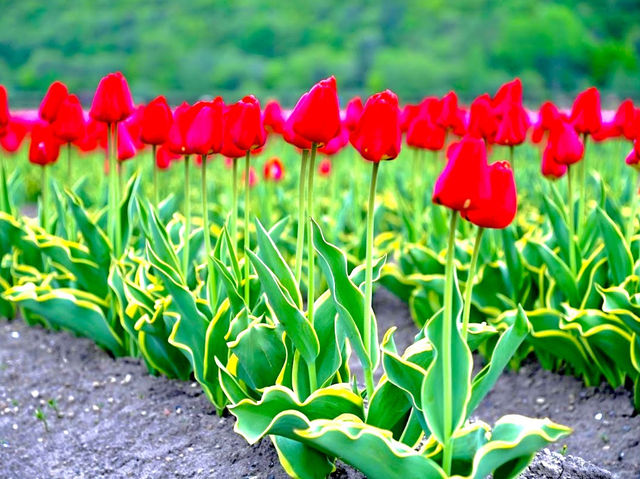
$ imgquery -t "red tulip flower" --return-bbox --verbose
[117,123,137,162]
[29,122,61,165]
[350,90,401,162]
[89,72,135,124]
[344,97,363,132]
[626,141,640,168]
[39,81,68,123]
[406,112,446,151]
[400,103,421,133]
[283,107,313,150]
[242,165,257,188]
[141,96,173,145]
[226,95,265,152]
[613,100,638,141]
[1,117,30,153]
[569,87,602,136]
[532,101,561,143]
[263,156,284,182]
[461,161,517,229]
[548,120,584,165]
[0,85,10,128]
[263,100,285,135]
[437,91,465,134]
[432,135,491,212]
[492,78,523,118]
[318,158,332,177]
[318,124,349,155]
[541,144,568,179]
[167,100,224,156]
[494,102,529,146]
[291,76,341,146]
[52,94,85,143]
[467,94,498,142]
[156,144,179,170]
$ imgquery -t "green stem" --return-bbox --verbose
[363,160,380,398]
[294,150,309,284]
[461,227,484,341]
[442,211,458,476]
[202,154,216,308]
[306,144,317,321]
[244,150,251,306]
[577,133,588,239]
[509,144,515,174]
[567,165,577,275]
[67,142,72,183]
[41,165,48,232]
[67,143,76,241]
[626,172,640,243]
[231,157,239,253]
[152,144,158,208]
[183,155,191,277]
[412,148,421,239]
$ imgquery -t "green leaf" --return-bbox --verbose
[595,206,633,285]
[528,241,579,306]
[271,435,335,479]
[65,190,111,268]
[248,250,319,364]
[467,306,530,415]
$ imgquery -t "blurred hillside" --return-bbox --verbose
[1,0,639,107]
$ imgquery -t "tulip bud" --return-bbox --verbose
[541,144,568,179]
[548,120,584,165]
[117,123,137,161]
[432,136,491,212]
[89,72,135,124]
[350,90,401,163]
[29,122,61,165]
[227,95,265,152]
[318,158,332,177]
[291,76,341,146]
[344,97,363,132]
[263,101,285,135]
[39,81,68,123]
[570,87,602,135]
[52,94,85,143]
[461,161,517,229]
[141,96,173,145]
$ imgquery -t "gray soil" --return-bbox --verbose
[0,289,637,478]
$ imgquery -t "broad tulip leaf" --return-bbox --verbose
[596,206,633,284]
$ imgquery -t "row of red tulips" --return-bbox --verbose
[0,75,639,178]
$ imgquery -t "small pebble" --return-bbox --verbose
[535,397,545,404]
[595,412,603,421]
[30,390,39,399]
[10,331,19,339]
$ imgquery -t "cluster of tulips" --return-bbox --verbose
[3,72,640,478]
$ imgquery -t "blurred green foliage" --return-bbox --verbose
[0,0,639,107]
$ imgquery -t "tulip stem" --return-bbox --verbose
[152,144,158,208]
[577,133,588,239]
[462,226,484,341]
[67,143,72,183]
[183,156,191,277]
[108,123,121,255]
[202,154,216,308]
[40,165,48,232]
[567,165,577,275]
[66,143,76,241]
[231,158,239,254]
[363,160,380,399]
[412,148,421,240]
[442,210,458,476]
[509,145,515,174]
[306,144,317,324]
[626,172,640,243]
[294,149,309,284]
[244,150,251,307]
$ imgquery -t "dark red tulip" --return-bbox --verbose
[569,87,602,135]
[541,144,568,179]
[263,100,285,135]
[291,77,341,146]
[226,95,265,152]
[263,156,284,182]
[39,81,68,123]
[432,135,491,212]
[548,120,584,165]
[344,97,363,132]
[613,100,638,141]
[29,122,61,165]
[89,72,135,124]
[0,85,9,128]
[494,102,529,146]
[141,96,173,145]
[52,94,85,143]
[350,90,401,162]
[462,161,516,229]
[467,94,498,142]
[0,117,30,153]
[117,123,137,162]
[318,158,332,176]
